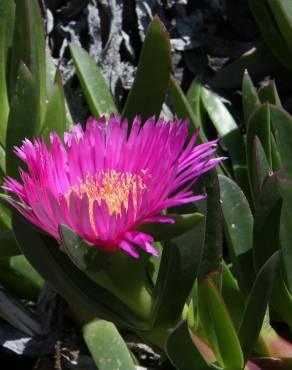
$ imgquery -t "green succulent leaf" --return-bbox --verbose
[60,224,112,273]
[83,319,136,370]
[253,172,281,271]
[12,212,149,330]
[258,81,282,106]
[42,70,68,141]
[0,0,14,147]
[0,255,43,301]
[169,75,206,143]
[221,262,245,329]
[46,52,72,126]
[238,251,280,361]
[9,0,46,122]
[271,268,292,331]
[271,105,292,178]
[0,230,20,258]
[252,136,272,197]
[199,277,244,369]
[166,321,221,370]
[0,144,5,177]
[219,175,254,294]
[152,208,206,327]
[6,63,39,180]
[123,16,171,123]
[248,0,292,71]
[201,87,237,137]
[0,201,11,230]
[70,43,117,118]
[278,177,292,293]
[246,104,271,203]
[242,70,260,124]
[186,77,205,127]
[267,0,292,55]
[198,170,222,283]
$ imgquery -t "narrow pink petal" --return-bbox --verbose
[118,240,139,258]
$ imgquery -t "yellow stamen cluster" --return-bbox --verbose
[65,170,147,231]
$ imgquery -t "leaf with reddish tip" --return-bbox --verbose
[166,321,221,370]
[238,251,280,361]
[198,277,244,369]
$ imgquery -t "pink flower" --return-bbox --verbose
[3,116,224,258]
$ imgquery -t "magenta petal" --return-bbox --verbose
[2,115,224,258]
[119,240,139,258]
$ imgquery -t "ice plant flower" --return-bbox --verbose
[3,116,224,258]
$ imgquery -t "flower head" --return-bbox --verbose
[3,116,224,258]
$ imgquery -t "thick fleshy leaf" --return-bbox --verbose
[138,213,204,241]
[169,75,206,143]
[221,128,248,198]
[267,0,292,54]
[46,52,72,126]
[0,256,43,301]
[258,81,282,106]
[271,105,292,178]
[12,212,149,330]
[0,230,20,258]
[123,16,170,122]
[253,173,281,271]
[70,44,117,118]
[152,206,206,326]
[9,0,46,121]
[246,104,271,203]
[219,175,254,294]
[199,277,244,369]
[248,0,292,71]
[166,321,221,370]
[198,170,222,283]
[242,70,260,124]
[246,358,292,370]
[0,143,6,177]
[83,319,136,370]
[60,225,92,271]
[0,202,11,230]
[60,224,111,273]
[221,262,245,329]
[278,177,292,293]
[0,0,14,146]
[186,78,205,126]
[42,70,68,141]
[6,63,39,180]
[271,268,292,331]
[201,87,237,137]
[238,251,280,361]
[250,136,271,201]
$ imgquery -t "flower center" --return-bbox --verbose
[65,170,147,231]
